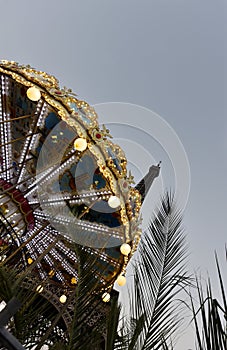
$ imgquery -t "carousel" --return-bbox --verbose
[0,60,160,348]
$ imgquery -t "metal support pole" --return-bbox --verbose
[0,298,26,350]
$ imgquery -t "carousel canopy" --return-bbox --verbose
[0,60,146,299]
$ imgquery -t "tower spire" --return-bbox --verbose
[135,162,161,203]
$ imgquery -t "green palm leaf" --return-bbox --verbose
[124,193,189,349]
[190,252,227,350]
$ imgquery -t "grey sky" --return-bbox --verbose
[0,0,226,348]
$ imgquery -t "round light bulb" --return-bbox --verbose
[36,285,43,293]
[59,294,67,304]
[71,277,77,285]
[117,275,126,287]
[108,195,121,209]
[73,138,87,152]
[27,86,41,101]
[120,243,131,256]
[102,292,110,303]
[27,258,33,265]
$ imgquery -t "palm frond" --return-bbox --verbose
[190,253,227,350]
[126,192,190,349]
[0,240,110,349]
[105,294,124,350]
[65,245,110,349]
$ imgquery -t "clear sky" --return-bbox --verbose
[0,1,226,349]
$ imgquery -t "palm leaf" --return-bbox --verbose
[190,252,227,350]
[124,193,189,349]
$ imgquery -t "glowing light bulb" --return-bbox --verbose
[59,294,67,304]
[48,270,55,277]
[108,195,120,208]
[117,275,126,287]
[73,138,87,152]
[120,243,131,256]
[102,292,110,303]
[71,277,77,285]
[36,285,43,293]
[27,86,41,101]
[27,258,33,264]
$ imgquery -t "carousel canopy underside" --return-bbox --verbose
[0,61,143,302]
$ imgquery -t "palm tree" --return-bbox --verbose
[1,195,226,350]
[0,193,190,349]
